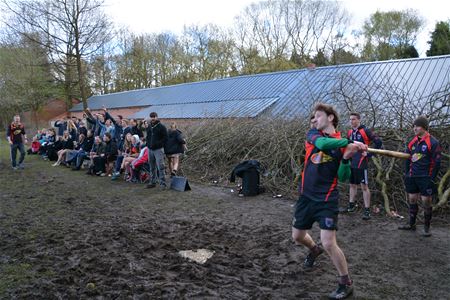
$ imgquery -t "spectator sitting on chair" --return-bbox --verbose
[111,133,140,180]
[65,133,85,166]
[103,132,118,176]
[52,130,74,166]
[88,136,106,175]
[71,130,95,170]
[38,128,47,144]
[128,146,149,183]
[27,136,41,155]
[39,128,56,160]
[164,122,187,177]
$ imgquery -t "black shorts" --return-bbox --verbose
[292,195,339,231]
[404,177,435,196]
[350,168,368,185]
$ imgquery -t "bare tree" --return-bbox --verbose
[1,0,113,109]
[233,0,350,71]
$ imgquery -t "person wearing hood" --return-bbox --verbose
[164,122,187,177]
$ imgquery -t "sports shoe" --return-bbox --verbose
[328,283,354,299]
[422,226,432,237]
[362,208,371,220]
[18,163,24,169]
[111,172,120,180]
[12,166,18,170]
[398,224,416,231]
[303,247,324,270]
[347,202,357,213]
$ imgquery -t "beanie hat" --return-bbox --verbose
[413,116,429,130]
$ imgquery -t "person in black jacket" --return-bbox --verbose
[164,122,186,177]
[52,131,74,166]
[145,112,168,188]
[71,130,94,170]
[129,119,143,138]
[104,132,118,175]
[89,136,106,175]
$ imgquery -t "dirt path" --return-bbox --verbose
[0,156,449,299]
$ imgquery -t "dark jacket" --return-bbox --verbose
[164,129,186,155]
[104,139,118,161]
[78,136,94,152]
[131,125,143,138]
[62,137,74,150]
[78,126,88,138]
[94,142,106,156]
[146,120,168,150]
[230,160,261,183]
[86,116,98,136]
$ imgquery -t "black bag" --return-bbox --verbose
[230,160,261,197]
[240,169,260,196]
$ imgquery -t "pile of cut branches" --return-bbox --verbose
[181,119,449,215]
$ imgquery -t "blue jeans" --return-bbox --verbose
[10,143,25,167]
[75,150,87,169]
[114,155,124,173]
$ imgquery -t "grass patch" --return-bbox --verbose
[0,132,10,163]
[0,263,33,295]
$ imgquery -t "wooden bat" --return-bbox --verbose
[367,148,410,159]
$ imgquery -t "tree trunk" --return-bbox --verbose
[75,45,87,109]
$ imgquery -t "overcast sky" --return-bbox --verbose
[104,0,450,57]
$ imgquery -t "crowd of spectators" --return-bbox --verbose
[28,108,186,187]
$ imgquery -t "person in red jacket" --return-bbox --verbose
[6,115,28,169]
[127,147,149,183]
[347,112,383,220]
[292,103,367,299]
[399,116,441,237]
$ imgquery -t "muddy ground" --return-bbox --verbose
[0,153,449,300]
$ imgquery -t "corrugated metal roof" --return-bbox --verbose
[128,97,278,119]
[71,55,450,120]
